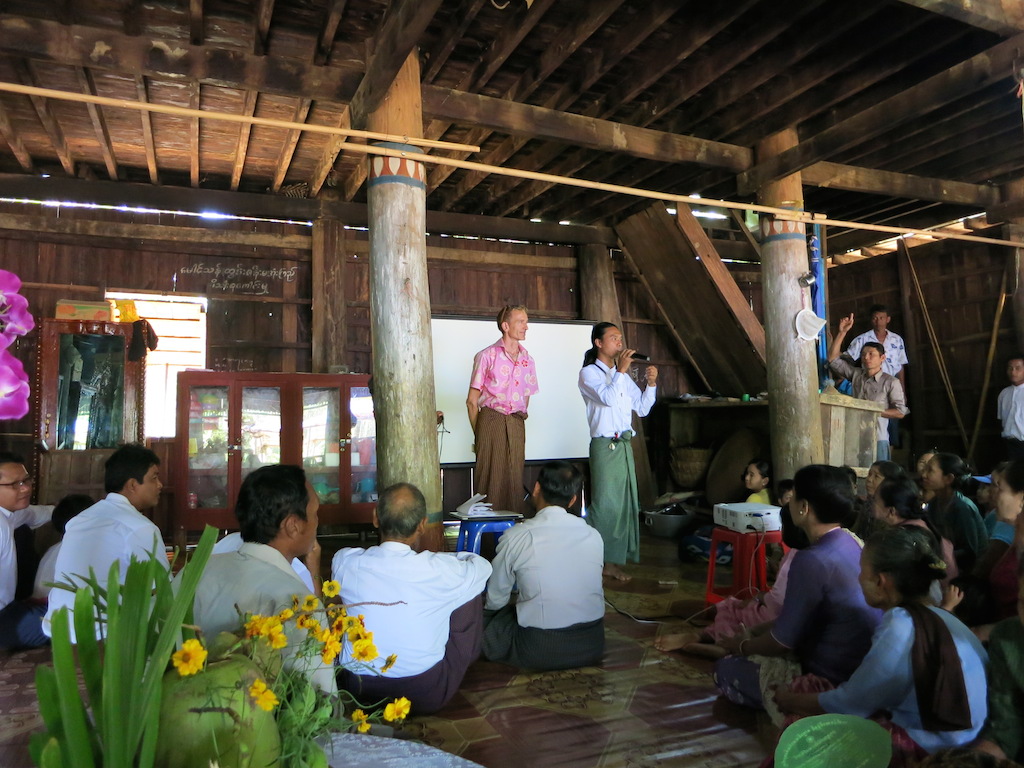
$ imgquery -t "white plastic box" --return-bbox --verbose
[712,502,782,533]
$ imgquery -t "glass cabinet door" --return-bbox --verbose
[348,384,376,504]
[240,387,282,479]
[186,386,230,510]
[302,386,342,505]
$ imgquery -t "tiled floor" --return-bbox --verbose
[0,530,774,768]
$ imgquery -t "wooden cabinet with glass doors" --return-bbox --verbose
[174,371,376,531]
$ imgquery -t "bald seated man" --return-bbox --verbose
[332,482,491,716]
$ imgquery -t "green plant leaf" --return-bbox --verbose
[36,734,65,768]
[72,586,104,727]
[48,608,97,768]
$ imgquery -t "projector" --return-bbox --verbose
[713,502,782,533]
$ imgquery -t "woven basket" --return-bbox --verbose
[670,446,713,489]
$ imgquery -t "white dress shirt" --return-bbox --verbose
[0,503,52,610]
[998,383,1024,440]
[578,359,656,438]
[192,542,336,694]
[212,531,316,594]
[485,505,605,629]
[845,329,909,377]
[44,493,166,639]
[32,542,61,600]
[332,542,491,677]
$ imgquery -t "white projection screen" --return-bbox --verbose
[431,317,595,464]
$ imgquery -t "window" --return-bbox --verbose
[106,292,207,438]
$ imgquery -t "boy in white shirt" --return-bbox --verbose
[997,356,1024,460]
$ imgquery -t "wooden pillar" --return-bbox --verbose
[311,217,348,373]
[757,129,825,481]
[365,51,443,549]
[578,243,656,506]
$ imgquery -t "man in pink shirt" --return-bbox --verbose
[466,305,539,514]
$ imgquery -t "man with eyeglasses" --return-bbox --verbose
[0,451,53,650]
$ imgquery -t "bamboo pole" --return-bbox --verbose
[967,268,1008,464]
[2,80,1022,252]
[0,81,479,153]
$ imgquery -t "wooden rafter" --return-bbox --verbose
[476,0,763,216]
[314,0,349,65]
[309,106,351,197]
[346,0,444,129]
[76,67,118,180]
[230,91,258,191]
[736,31,1024,194]
[190,0,204,46]
[121,0,142,36]
[0,103,34,172]
[894,0,1024,34]
[427,0,625,197]
[134,75,158,185]
[13,60,74,176]
[421,0,487,83]
[189,80,200,187]
[272,98,312,192]
[437,0,680,210]
[254,0,275,56]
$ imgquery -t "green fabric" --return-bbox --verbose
[587,432,639,564]
[775,714,891,768]
[984,616,1024,762]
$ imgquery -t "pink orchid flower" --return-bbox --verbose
[0,348,30,419]
[0,269,34,346]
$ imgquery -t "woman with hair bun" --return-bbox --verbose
[776,526,989,759]
[920,453,988,572]
[872,478,958,586]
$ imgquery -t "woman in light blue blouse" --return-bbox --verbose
[775,526,988,759]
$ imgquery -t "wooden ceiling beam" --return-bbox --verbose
[76,67,118,181]
[134,75,159,184]
[189,80,200,187]
[230,91,258,191]
[476,0,768,216]
[801,162,999,207]
[894,0,1024,34]
[0,16,365,102]
[189,0,204,46]
[428,0,625,197]
[121,0,142,36]
[421,0,487,83]
[736,31,1024,194]
[346,0,444,129]
[12,60,75,176]
[314,0,348,65]
[272,98,313,192]
[0,103,34,172]
[254,0,276,56]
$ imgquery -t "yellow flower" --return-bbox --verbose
[267,625,288,650]
[327,604,346,619]
[171,638,207,677]
[350,708,369,732]
[321,636,342,664]
[315,628,332,644]
[383,697,411,722]
[248,679,279,712]
[381,654,397,673]
[277,608,294,622]
[301,595,320,612]
[322,580,340,598]
[351,636,378,663]
[291,594,301,610]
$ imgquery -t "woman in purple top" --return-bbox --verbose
[713,464,883,709]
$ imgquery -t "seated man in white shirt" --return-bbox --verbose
[483,461,605,670]
[333,482,491,715]
[191,464,336,694]
[0,452,54,650]
[45,444,166,640]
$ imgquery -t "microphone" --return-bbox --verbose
[631,352,650,362]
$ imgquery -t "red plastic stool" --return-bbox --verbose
[704,526,785,605]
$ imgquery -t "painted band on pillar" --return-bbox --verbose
[367,142,426,190]
[760,212,806,243]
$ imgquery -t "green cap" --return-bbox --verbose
[775,714,891,768]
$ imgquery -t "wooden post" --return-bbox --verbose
[365,51,443,549]
[895,243,925,457]
[311,217,348,373]
[578,243,656,506]
[757,129,825,481]
[998,179,1024,353]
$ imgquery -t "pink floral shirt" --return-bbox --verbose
[470,340,538,415]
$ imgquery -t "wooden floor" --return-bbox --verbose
[0,531,774,768]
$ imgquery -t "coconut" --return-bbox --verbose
[154,653,282,768]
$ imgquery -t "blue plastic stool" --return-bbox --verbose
[456,519,516,554]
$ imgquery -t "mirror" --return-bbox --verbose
[56,333,127,449]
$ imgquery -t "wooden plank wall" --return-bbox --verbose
[827,230,1015,472]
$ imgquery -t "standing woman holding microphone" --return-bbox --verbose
[578,322,657,583]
